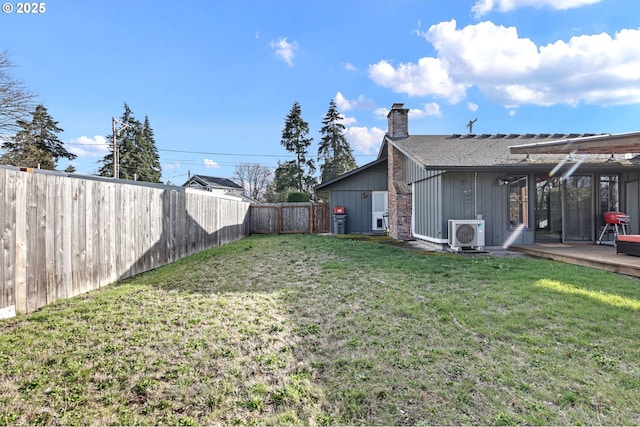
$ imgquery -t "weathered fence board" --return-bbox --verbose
[314,203,330,234]
[0,167,251,315]
[250,203,330,234]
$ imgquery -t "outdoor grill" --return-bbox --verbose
[603,211,630,225]
[597,211,630,245]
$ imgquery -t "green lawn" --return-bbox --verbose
[1,234,639,425]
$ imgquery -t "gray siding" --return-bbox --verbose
[412,171,535,246]
[321,165,388,234]
[330,191,374,233]
[412,173,444,241]
[322,164,388,191]
[441,171,534,246]
[406,157,428,183]
[410,162,640,247]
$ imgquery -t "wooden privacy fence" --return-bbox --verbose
[250,203,330,234]
[0,167,251,316]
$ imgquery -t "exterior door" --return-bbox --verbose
[535,176,562,242]
[372,191,388,231]
[535,175,594,242]
[564,175,594,241]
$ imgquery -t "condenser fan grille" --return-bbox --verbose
[455,224,476,244]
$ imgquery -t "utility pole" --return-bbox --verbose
[112,117,131,179]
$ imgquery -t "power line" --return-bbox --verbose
[64,143,376,158]
[159,148,291,157]
[159,149,376,160]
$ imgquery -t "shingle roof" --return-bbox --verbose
[183,175,243,189]
[389,134,640,169]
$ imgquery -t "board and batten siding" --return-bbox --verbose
[0,167,250,316]
[406,157,431,183]
[321,162,388,234]
[411,172,444,243]
[410,169,535,247]
[329,192,373,234]
[440,171,535,246]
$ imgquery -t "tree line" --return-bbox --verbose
[237,100,358,203]
[0,51,161,183]
[1,50,358,196]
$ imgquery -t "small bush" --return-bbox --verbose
[287,192,310,202]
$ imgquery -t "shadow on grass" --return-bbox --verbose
[4,234,640,425]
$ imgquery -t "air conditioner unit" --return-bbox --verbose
[448,219,485,251]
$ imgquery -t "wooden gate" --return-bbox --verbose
[250,203,330,234]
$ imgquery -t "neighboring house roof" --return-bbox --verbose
[183,175,243,190]
[315,157,388,190]
[385,133,640,170]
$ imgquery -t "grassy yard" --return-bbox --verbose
[1,234,639,425]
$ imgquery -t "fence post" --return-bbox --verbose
[14,172,27,314]
[277,206,282,234]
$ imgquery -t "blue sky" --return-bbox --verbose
[2,0,640,184]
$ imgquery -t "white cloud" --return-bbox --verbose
[345,126,386,155]
[376,103,442,120]
[335,92,375,111]
[373,107,389,119]
[203,158,220,169]
[467,102,479,112]
[425,20,540,81]
[472,0,602,18]
[345,62,357,71]
[67,135,109,157]
[341,116,358,126]
[371,19,640,107]
[409,103,442,118]
[162,162,181,171]
[270,37,298,67]
[368,57,469,103]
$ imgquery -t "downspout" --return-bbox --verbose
[474,172,478,219]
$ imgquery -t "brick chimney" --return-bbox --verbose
[386,103,412,240]
[387,103,409,138]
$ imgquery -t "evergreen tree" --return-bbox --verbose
[317,99,357,182]
[98,103,162,183]
[265,160,299,202]
[275,160,299,190]
[277,101,316,194]
[0,104,75,169]
[137,115,161,183]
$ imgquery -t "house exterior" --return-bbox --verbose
[316,103,640,247]
[315,158,388,234]
[182,174,258,203]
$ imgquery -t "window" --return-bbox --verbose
[508,176,528,228]
[599,175,619,214]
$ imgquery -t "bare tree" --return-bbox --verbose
[0,51,36,138]
[233,163,272,202]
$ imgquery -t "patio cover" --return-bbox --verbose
[509,131,640,155]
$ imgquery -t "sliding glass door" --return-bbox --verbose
[564,175,593,241]
[534,175,594,242]
[535,176,562,242]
